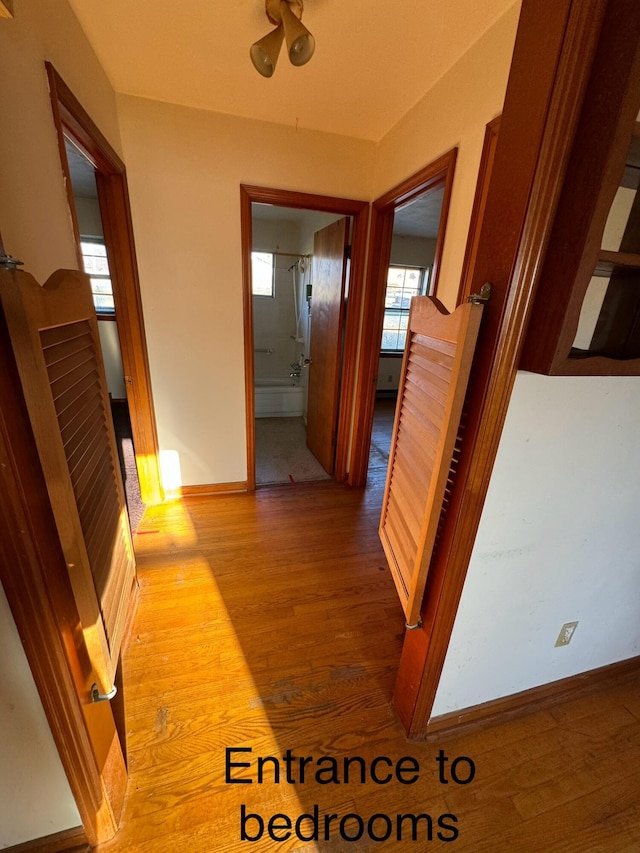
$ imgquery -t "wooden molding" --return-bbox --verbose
[45,62,163,506]
[520,0,640,375]
[240,186,257,490]
[349,149,458,488]
[4,826,89,853]
[457,115,501,305]
[426,655,640,742]
[0,0,14,18]
[239,184,369,490]
[165,482,249,499]
[393,0,608,738]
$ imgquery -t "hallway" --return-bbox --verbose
[95,477,640,851]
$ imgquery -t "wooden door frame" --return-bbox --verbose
[240,185,369,490]
[392,0,610,737]
[348,150,458,487]
[45,62,163,506]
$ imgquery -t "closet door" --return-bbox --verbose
[0,267,135,695]
[380,296,483,626]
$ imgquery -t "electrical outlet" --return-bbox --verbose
[555,621,579,647]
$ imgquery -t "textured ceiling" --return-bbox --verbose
[67,0,517,141]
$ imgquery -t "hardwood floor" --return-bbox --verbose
[96,477,640,851]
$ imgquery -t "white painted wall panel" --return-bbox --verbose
[0,584,80,847]
[433,372,640,715]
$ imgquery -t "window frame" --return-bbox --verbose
[251,251,276,298]
[380,264,430,354]
[80,236,115,316]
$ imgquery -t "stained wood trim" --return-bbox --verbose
[0,0,14,17]
[393,0,608,738]
[45,64,125,173]
[349,150,458,487]
[4,826,89,853]
[519,0,640,375]
[426,655,640,742]
[457,115,501,305]
[45,62,163,506]
[335,201,370,481]
[0,309,120,846]
[166,481,249,499]
[240,184,369,489]
[240,186,256,491]
[598,249,640,268]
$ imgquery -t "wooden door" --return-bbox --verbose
[380,296,483,626]
[306,217,349,474]
[0,267,135,695]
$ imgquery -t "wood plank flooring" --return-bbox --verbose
[95,475,640,851]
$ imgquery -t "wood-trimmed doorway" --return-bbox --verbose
[46,62,162,507]
[348,150,458,487]
[240,185,369,491]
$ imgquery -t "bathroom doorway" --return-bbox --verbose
[241,186,369,490]
[251,204,350,486]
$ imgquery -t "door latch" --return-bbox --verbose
[468,282,492,304]
[90,683,117,703]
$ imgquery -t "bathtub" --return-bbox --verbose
[254,378,304,418]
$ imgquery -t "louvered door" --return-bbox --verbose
[0,268,135,694]
[380,296,484,626]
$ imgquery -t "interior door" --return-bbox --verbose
[0,267,135,695]
[380,296,484,626]
[306,217,349,474]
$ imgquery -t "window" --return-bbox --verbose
[251,251,275,297]
[80,239,114,314]
[381,265,429,351]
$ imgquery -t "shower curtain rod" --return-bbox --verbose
[271,251,312,258]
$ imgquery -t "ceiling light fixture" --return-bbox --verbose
[250,0,315,78]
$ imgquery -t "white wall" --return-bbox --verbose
[377,357,403,393]
[0,2,125,843]
[390,235,437,269]
[97,321,127,399]
[116,0,520,489]
[433,372,640,715]
[252,218,301,381]
[0,0,122,281]
[0,584,81,847]
[75,196,103,238]
[117,94,375,487]
[374,2,521,310]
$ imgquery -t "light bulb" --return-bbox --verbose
[289,33,314,65]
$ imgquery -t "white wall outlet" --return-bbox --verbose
[555,621,579,647]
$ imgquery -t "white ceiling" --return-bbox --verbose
[66,0,517,141]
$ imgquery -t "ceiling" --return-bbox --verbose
[66,0,517,141]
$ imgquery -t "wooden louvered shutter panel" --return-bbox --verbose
[0,268,135,693]
[379,297,483,626]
